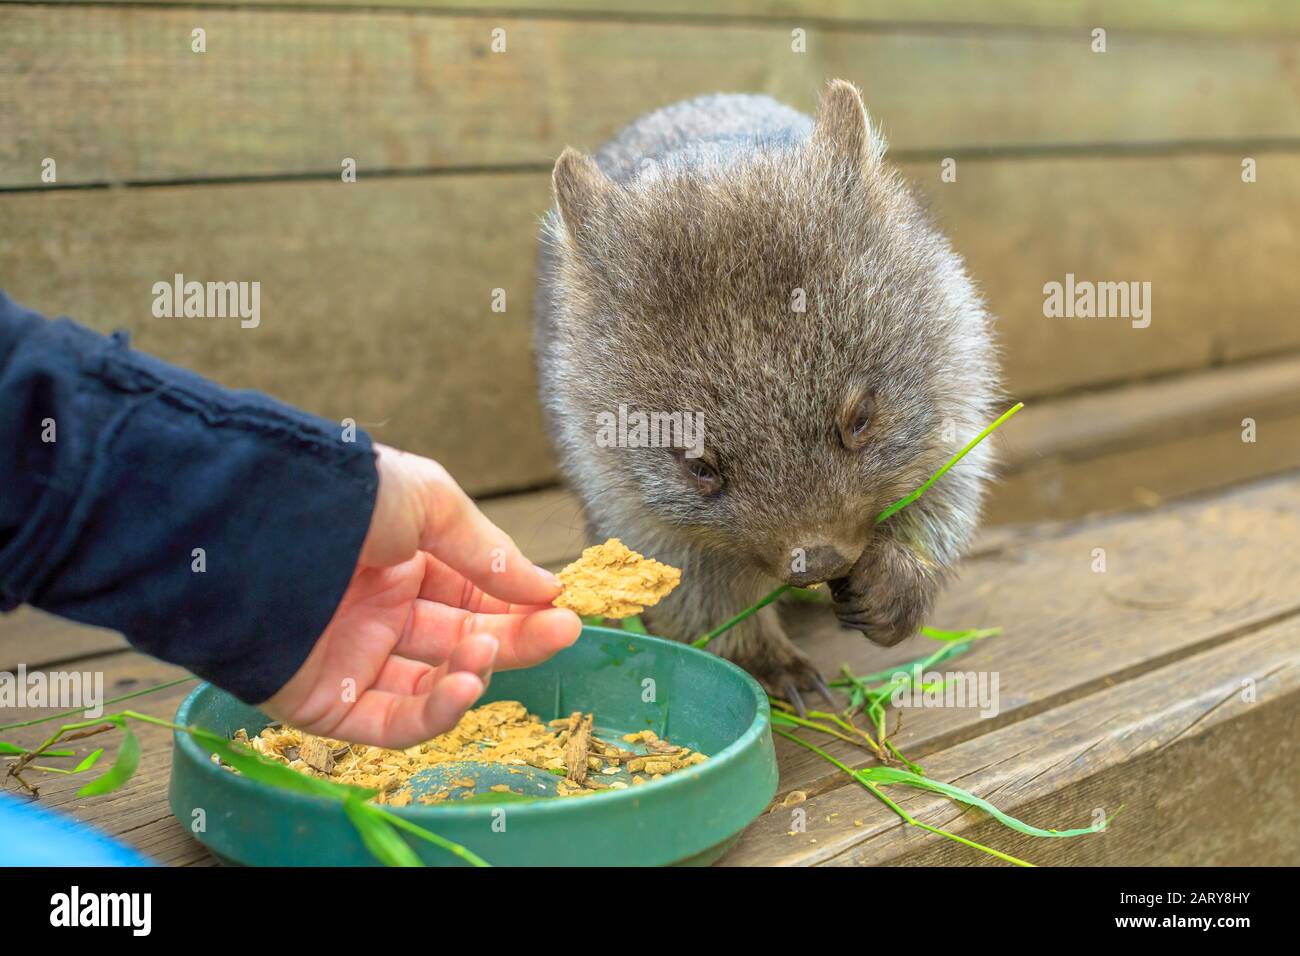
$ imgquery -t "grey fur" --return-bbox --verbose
[533,81,1000,693]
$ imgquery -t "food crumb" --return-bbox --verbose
[227,699,707,805]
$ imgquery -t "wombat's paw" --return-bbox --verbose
[830,538,939,648]
[741,652,838,716]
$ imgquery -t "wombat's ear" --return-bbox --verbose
[552,147,613,242]
[812,79,885,173]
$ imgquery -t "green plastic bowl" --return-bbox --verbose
[169,626,777,866]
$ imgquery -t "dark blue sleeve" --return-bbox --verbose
[0,291,378,703]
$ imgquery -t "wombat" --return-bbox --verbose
[534,80,998,705]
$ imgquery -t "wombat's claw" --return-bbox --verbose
[812,674,840,710]
[783,682,808,717]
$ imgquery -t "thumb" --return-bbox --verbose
[391,449,561,605]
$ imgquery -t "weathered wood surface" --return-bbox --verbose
[3,472,1297,865]
[991,353,1300,524]
[16,1,1300,36]
[727,617,1300,865]
[0,175,555,496]
[4,155,1298,496]
[5,7,1300,188]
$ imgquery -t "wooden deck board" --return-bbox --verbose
[2,473,1297,866]
[722,615,1300,866]
[8,7,1300,189]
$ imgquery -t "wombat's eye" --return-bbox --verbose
[675,450,723,495]
[838,389,875,450]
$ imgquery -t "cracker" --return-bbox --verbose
[553,538,681,618]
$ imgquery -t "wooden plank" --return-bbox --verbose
[0,175,557,497]
[3,405,1297,677]
[6,613,1295,867]
[769,472,1300,795]
[0,608,126,674]
[6,7,1300,187]
[4,392,1297,678]
[992,407,1300,524]
[4,154,1299,496]
[7,445,1294,683]
[479,358,1300,543]
[930,153,1300,395]
[1000,353,1300,470]
[721,613,1300,865]
[15,1,1300,37]
[989,353,1300,523]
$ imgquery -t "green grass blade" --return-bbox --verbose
[76,726,140,797]
[835,642,972,689]
[876,403,1024,525]
[343,798,423,867]
[0,741,75,757]
[862,781,1033,866]
[691,585,788,649]
[372,807,491,867]
[864,766,1100,838]
[774,727,1033,865]
[72,748,105,773]
[921,626,1002,642]
[188,724,492,865]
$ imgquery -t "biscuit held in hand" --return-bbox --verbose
[554,538,681,618]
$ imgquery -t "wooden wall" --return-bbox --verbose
[3,1,1299,515]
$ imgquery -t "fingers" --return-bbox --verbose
[444,632,499,684]
[396,601,581,671]
[328,634,500,749]
[415,552,554,615]
[327,672,486,750]
[372,635,498,695]
[415,461,563,607]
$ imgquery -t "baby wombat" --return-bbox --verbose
[534,80,998,703]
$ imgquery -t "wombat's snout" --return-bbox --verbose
[785,544,857,587]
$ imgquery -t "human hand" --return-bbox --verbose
[263,445,581,748]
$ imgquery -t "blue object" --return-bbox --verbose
[0,791,151,866]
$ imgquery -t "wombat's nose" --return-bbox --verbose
[786,545,855,587]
